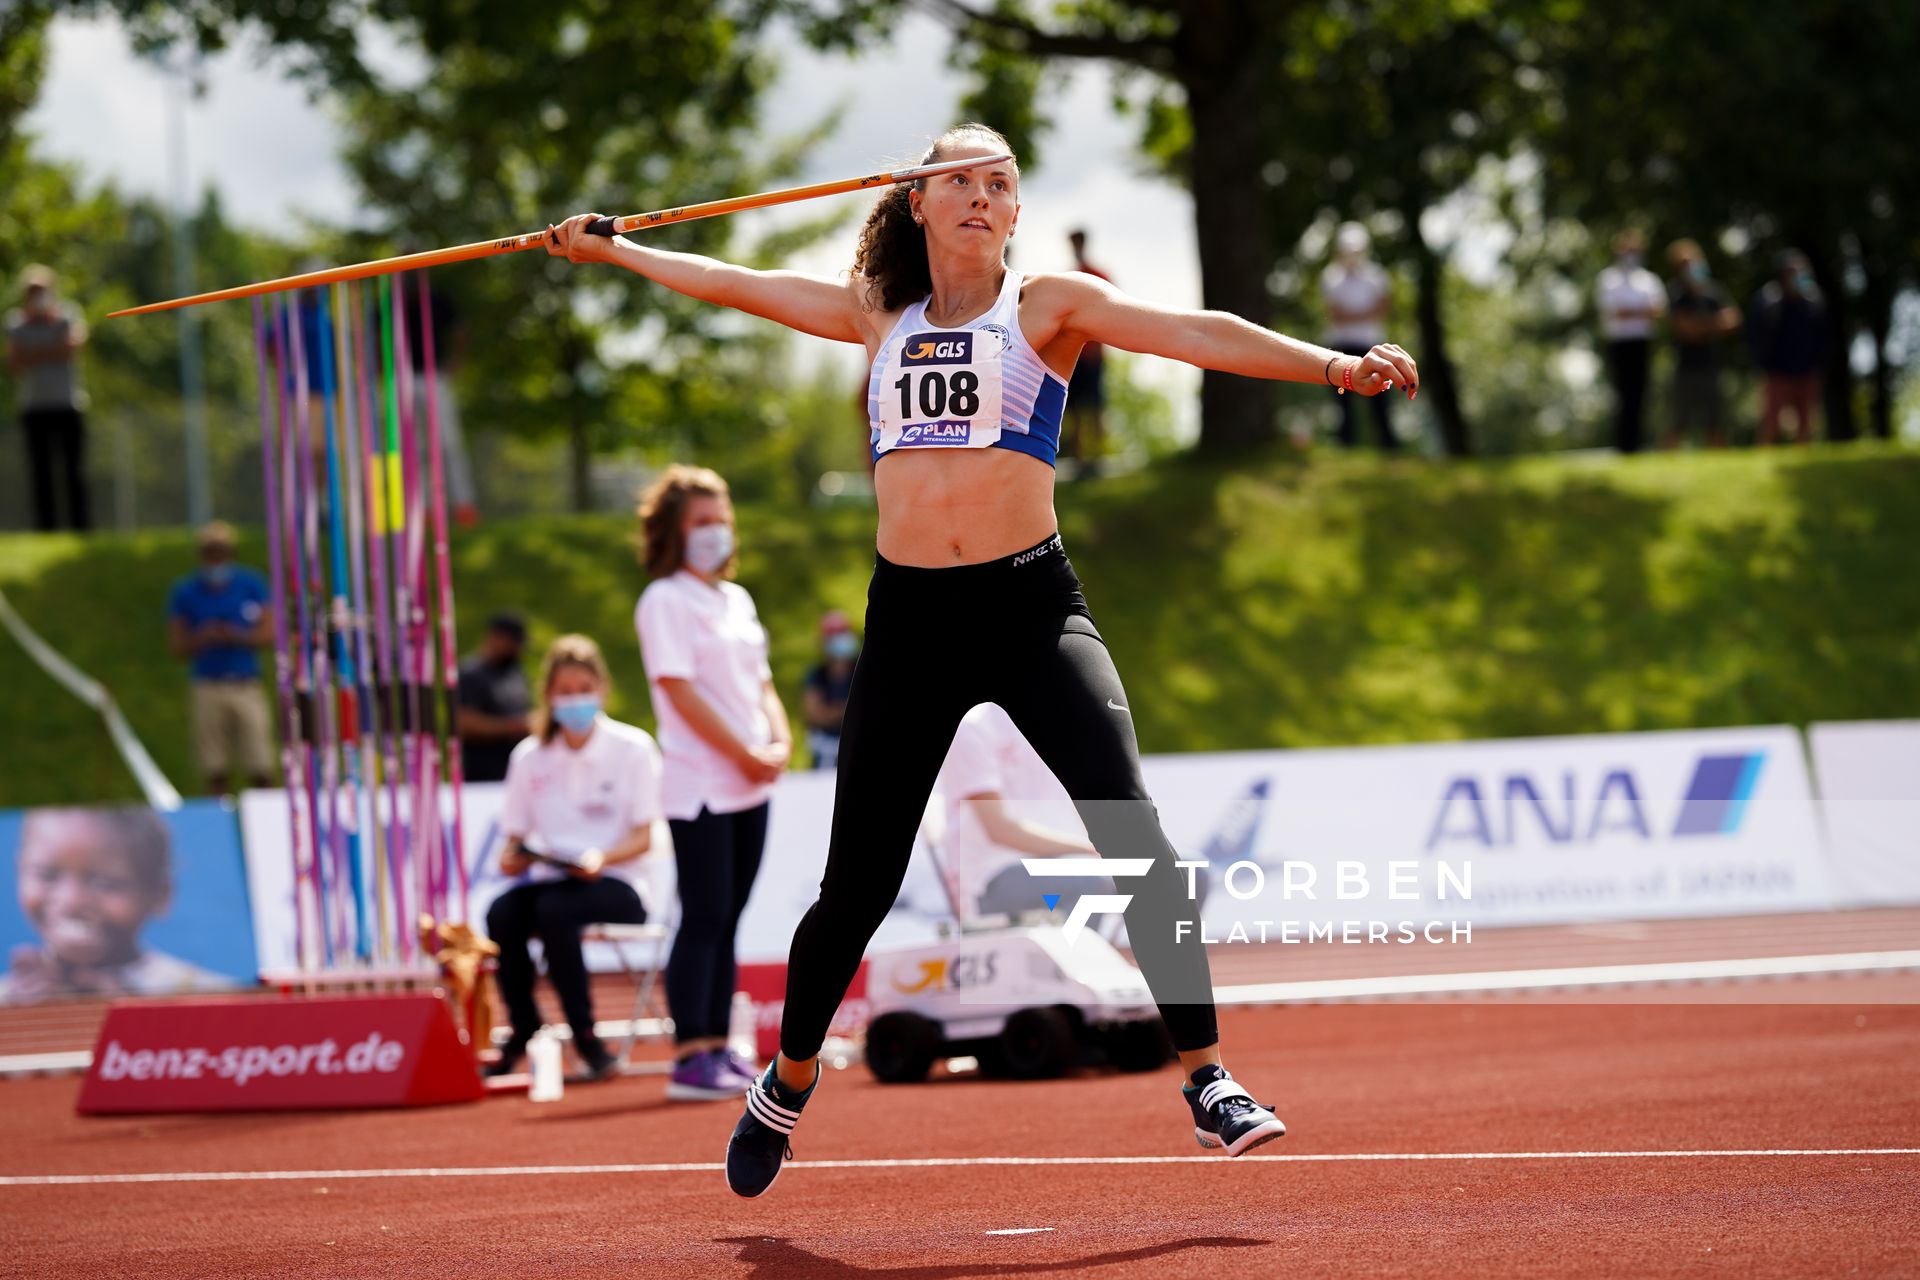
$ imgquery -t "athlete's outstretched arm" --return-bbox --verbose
[1048,272,1418,397]
[546,213,865,345]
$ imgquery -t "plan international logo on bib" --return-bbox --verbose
[900,421,972,446]
[901,333,974,365]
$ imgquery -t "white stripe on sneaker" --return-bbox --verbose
[1197,1078,1252,1112]
[746,1089,797,1134]
[751,1087,802,1124]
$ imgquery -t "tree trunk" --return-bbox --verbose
[1182,57,1278,453]
[1804,242,1856,442]
[1861,255,1895,441]
[568,413,591,514]
[1404,196,1472,456]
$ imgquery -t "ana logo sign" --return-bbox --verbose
[1426,751,1768,850]
[900,421,971,446]
[901,333,974,365]
[1671,752,1766,836]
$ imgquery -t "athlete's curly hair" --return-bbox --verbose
[853,123,1019,314]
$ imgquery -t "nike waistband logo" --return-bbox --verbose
[1107,698,1129,712]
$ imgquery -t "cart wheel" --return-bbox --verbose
[998,1007,1077,1079]
[864,1011,943,1083]
[1103,1019,1175,1072]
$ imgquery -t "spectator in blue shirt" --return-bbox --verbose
[167,522,274,794]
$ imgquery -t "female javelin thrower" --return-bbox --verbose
[548,123,1418,1197]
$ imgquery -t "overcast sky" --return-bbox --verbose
[26,12,1206,411]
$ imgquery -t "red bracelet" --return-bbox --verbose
[1341,360,1355,394]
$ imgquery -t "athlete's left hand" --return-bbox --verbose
[546,213,618,265]
[1345,344,1420,399]
[573,848,605,881]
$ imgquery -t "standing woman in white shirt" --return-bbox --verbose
[489,634,662,1081]
[1595,229,1669,454]
[1320,222,1398,451]
[635,465,792,1101]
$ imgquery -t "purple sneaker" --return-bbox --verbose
[666,1049,745,1101]
[719,1048,760,1087]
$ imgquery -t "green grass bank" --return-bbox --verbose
[3,444,1916,809]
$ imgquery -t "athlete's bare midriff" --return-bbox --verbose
[873,447,1058,566]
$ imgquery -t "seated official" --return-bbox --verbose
[487,634,663,1081]
[929,702,1113,925]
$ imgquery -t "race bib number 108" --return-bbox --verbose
[878,330,1003,451]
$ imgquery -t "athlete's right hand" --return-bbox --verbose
[546,213,616,265]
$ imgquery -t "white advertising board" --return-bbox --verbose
[1808,720,1920,907]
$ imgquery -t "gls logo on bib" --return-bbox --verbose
[901,333,974,365]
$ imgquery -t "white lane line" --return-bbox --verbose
[4,1150,1916,1186]
[985,1228,1056,1236]
[1214,950,1920,1004]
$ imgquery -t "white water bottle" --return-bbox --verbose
[728,991,759,1070]
[528,1030,564,1103]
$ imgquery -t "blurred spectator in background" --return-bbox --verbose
[489,633,659,1081]
[456,612,533,783]
[0,807,235,1003]
[1663,240,1742,450]
[1748,250,1828,446]
[1596,231,1667,454]
[6,265,91,531]
[167,522,272,795]
[636,464,788,1100]
[1062,229,1112,474]
[803,609,859,769]
[928,703,1102,925]
[1321,222,1397,451]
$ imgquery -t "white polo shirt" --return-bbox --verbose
[1320,261,1390,349]
[931,703,1086,911]
[499,717,663,886]
[635,570,776,821]
[1596,263,1667,340]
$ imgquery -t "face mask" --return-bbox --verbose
[685,523,734,574]
[826,633,858,661]
[1687,261,1710,283]
[1619,251,1642,269]
[1795,271,1816,294]
[551,694,600,734]
[202,564,234,588]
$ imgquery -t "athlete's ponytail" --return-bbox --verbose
[854,123,1017,314]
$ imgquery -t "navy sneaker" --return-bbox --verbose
[1185,1066,1286,1157]
[726,1061,816,1198]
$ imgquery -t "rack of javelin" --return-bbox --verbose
[250,273,468,977]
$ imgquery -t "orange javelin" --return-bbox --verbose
[109,152,1014,318]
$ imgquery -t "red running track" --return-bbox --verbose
[4,991,1918,1278]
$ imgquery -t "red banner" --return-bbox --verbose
[735,960,868,1063]
[76,993,483,1114]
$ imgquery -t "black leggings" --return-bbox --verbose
[666,802,769,1045]
[780,534,1218,1059]
[486,877,646,1056]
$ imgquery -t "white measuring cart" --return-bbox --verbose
[861,812,1173,1083]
